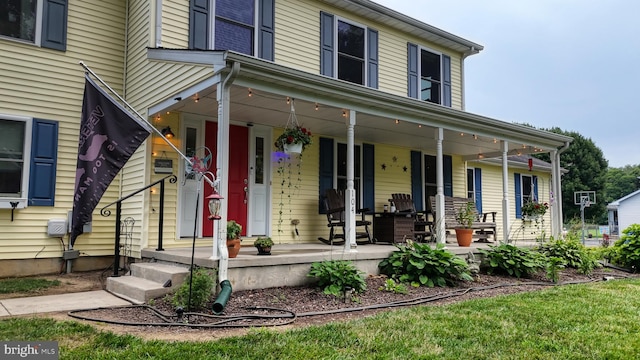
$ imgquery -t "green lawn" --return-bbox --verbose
[1,279,639,359]
[0,277,60,294]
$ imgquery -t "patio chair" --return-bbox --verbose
[318,189,373,245]
[389,193,433,242]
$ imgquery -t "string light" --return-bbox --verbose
[315,103,319,111]
[194,95,199,103]
[418,124,422,128]
[395,119,399,124]
[493,138,497,144]
[286,97,290,104]
[473,134,478,140]
[460,132,464,136]
[342,110,347,117]
[248,88,253,97]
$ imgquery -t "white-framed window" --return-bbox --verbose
[336,18,366,85]
[0,0,41,44]
[408,43,451,106]
[0,0,68,51]
[189,0,274,60]
[0,115,32,208]
[420,48,442,104]
[467,168,475,201]
[320,12,378,88]
[521,174,534,205]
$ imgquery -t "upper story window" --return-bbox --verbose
[320,12,378,88]
[408,43,451,106]
[0,0,68,51]
[189,0,274,61]
[0,115,58,209]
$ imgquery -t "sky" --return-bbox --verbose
[373,0,640,168]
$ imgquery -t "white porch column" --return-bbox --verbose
[554,150,565,237]
[501,141,510,243]
[435,128,445,244]
[344,110,357,251]
[550,150,559,238]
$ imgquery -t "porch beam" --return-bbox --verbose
[344,110,357,251]
[501,141,510,242]
[435,128,445,245]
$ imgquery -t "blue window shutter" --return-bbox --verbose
[41,0,68,51]
[319,137,334,213]
[407,43,418,98]
[28,119,58,206]
[515,173,522,218]
[533,175,539,201]
[363,144,375,211]
[474,168,482,213]
[444,155,453,197]
[410,150,423,211]
[189,0,210,50]
[258,0,275,61]
[320,12,334,77]
[442,54,452,107]
[367,29,379,89]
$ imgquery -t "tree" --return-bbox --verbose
[604,165,640,205]
[536,128,608,224]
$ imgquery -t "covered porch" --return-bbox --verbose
[145,49,572,251]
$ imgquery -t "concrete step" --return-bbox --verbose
[130,262,189,286]
[106,276,175,304]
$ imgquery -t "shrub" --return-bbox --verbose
[378,278,408,294]
[535,236,601,275]
[308,260,366,297]
[171,267,215,310]
[609,224,640,272]
[378,241,473,288]
[480,244,545,278]
[545,256,566,283]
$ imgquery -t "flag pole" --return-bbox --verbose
[78,61,193,166]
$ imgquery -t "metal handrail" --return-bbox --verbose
[101,174,177,276]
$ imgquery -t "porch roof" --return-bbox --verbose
[147,49,572,159]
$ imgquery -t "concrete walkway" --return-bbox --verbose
[0,290,132,317]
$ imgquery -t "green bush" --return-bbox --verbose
[378,241,473,288]
[545,256,566,283]
[378,278,408,294]
[535,237,601,275]
[610,224,640,272]
[171,267,215,310]
[308,260,366,297]
[480,244,545,278]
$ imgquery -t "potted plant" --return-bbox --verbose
[226,220,242,258]
[454,201,476,247]
[275,125,312,154]
[521,200,548,221]
[254,237,274,255]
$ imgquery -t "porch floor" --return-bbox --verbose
[139,241,530,291]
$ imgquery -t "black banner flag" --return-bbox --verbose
[70,76,151,246]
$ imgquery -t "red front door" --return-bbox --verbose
[203,123,249,237]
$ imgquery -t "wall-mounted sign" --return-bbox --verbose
[154,159,173,174]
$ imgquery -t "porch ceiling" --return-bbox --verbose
[147,49,573,160]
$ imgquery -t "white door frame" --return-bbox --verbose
[177,117,205,238]
[247,125,272,236]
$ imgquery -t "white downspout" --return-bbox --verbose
[215,61,241,283]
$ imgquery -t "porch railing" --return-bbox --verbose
[100,174,177,277]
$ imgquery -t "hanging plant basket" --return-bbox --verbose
[283,142,303,154]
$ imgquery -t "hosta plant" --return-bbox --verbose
[480,244,545,278]
[308,260,366,297]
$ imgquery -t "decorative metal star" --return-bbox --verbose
[381,163,387,170]
[403,166,408,172]
[392,156,398,162]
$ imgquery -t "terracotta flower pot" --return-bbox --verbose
[226,238,241,258]
[455,228,473,247]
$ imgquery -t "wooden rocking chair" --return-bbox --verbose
[318,189,373,245]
